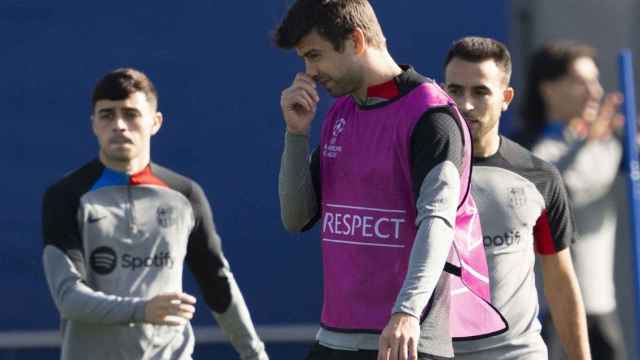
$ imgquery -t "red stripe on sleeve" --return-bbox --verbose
[534,209,557,255]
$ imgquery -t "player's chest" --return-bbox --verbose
[471,167,544,251]
[78,186,194,253]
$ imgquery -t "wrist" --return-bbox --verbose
[133,299,147,323]
[286,127,310,136]
[391,311,419,322]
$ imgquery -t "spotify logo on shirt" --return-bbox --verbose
[90,246,117,275]
[90,246,175,275]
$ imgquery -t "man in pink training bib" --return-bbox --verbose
[274,1,506,359]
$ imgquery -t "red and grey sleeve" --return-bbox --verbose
[534,165,576,255]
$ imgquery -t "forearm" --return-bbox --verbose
[392,216,452,317]
[212,270,268,360]
[43,246,145,324]
[392,161,459,317]
[278,132,318,231]
[542,253,591,360]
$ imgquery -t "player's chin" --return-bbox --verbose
[327,88,350,98]
[105,148,136,162]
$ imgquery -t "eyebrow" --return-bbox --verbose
[446,83,492,91]
[472,85,491,92]
[96,106,141,115]
[121,107,141,113]
[97,108,114,114]
[300,49,320,58]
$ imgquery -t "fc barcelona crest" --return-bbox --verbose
[508,187,526,208]
[157,205,177,228]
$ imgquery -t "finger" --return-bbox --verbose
[377,347,390,360]
[298,90,318,111]
[295,73,317,87]
[606,91,624,105]
[178,304,196,314]
[176,310,194,320]
[161,315,187,326]
[292,81,320,103]
[378,336,389,360]
[400,336,409,360]
[407,336,417,360]
[600,93,623,120]
[176,293,197,305]
[389,336,400,360]
[286,93,314,113]
[168,303,196,317]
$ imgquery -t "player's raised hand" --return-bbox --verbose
[589,92,624,140]
[144,292,197,326]
[280,73,320,135]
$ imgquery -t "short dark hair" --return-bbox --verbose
[444,36,512,84]
[273,0,385,51]
[92,68,158,110]
[520,41,596,135]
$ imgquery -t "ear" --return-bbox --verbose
[350,28,366,55]
[502,87,515,111]
[151,112,163,136]
[90,114,98,136]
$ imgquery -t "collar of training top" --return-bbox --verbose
[355,65,432,108]
[90,160,168,192]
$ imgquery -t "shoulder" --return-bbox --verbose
[500,138,549,170]
[500,137,564,190]
[151,163,207,203]
[44,159,103,202]
[413,107,461,142]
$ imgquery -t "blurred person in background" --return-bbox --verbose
[519,41,626,360]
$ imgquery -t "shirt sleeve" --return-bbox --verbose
[42,185,146,324]
[393,108,464,317]
[184,182,268,360]
[278,132,320,232]
[534,164,576,254]
[410,107,464,198]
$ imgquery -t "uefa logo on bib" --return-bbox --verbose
[324,118,346,158]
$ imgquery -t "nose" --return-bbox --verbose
[113,115,127,131]
[460,95,475,112]
[304,60,318,79]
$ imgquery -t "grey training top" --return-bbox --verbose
[42,160,268,360]
[532,129,622,314]
[454,137,575,358]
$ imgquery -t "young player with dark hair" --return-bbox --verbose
[42,68,269,360]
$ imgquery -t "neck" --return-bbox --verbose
[353,48,403,102]
[473,133,500,158]
[99,152,149,174]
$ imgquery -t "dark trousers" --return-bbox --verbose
[306,342,452,360]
